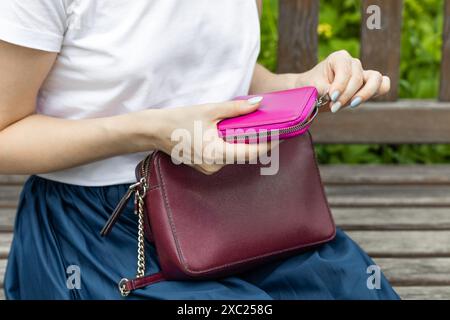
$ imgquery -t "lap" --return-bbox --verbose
[4,176,399,300]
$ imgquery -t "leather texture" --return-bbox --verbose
[218,87,318,140]
[139,132,336,281]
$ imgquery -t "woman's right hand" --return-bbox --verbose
[134,97,272,175]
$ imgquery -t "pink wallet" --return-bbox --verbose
[218,87,329,142]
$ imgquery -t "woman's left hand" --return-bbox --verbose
[295,50,391,113]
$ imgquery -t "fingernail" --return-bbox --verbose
[331,91,341,102]
[247,96,263,105]
[350,97,362,108]
[331,102,342,113]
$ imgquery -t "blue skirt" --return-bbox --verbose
[4,175,399,300]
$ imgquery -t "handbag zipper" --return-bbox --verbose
[224,94,330,141]
[141,154,151,181]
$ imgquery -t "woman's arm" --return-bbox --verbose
[250,53,391,113]
[0,41,266,176]
[250,63,298,94]
[0,41,166,174]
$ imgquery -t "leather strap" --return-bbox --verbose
[121,272,166,296]
[101,187,134,237]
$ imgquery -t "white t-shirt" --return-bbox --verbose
[0,0,260,186]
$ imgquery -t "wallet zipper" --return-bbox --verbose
[226,94,330,141]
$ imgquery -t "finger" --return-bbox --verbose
[209,96,263,120]
[331,58,364,113]
[348,70,383,108]
[220,140,273,164]
[375,75,391,97]
[327,50,353,103]
[189,163,225,176]
[226,141,260,163]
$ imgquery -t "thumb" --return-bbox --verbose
[212,96,263,120]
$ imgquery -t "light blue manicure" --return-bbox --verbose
[350,97,362,108]
[331,90,341,102]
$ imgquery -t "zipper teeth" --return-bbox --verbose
[241,120,309,139]
[279,121,310,134]
[140,154,152,182]
[227,121,305,140]
[230,107,317,140]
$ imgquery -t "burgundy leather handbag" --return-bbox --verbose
[101,132,335,297]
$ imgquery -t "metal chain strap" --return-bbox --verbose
[135,184,147,278]
[118,175,149,297]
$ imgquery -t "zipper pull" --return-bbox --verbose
[100,180,145,237]
[316,93,331,108]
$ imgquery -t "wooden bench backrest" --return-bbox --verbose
[278,0,449,101]
[277,0,450,144]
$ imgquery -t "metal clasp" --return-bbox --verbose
[119,278,131,297]
[316,94,331,108]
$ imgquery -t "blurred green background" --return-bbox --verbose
[259,0,450,164]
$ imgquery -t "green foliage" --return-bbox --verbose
[259,0,279,71]
[315,144,450,164]
[259,0,450,164]
[317,0,361,60]
[400,0,443,98]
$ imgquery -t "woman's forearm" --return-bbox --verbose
[250,63,300,94]
[0,110,164,175]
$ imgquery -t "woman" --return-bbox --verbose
[0,0,398,299]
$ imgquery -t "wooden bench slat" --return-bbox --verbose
[3,207,450,233]
[3,207,450,232]
[1,258,449,295]
[326,185,450,207]
[348,231,450,257]
[3,165,450,189]
[0,259,6,288]
[395,286,450,300]
[0,233,13,259]
[0,185,22,208]
[1,256,450,299]
[334,207,450,231]
[2,206,450,233]
[311,100,450,144]
[320,165,450,185]
[440,0,450,101]
[375,258,450,286]
[361,0,403,101]
[4,176,450,208]
[1,230,450,262]
[0,175,28,185]
[277,0,319,73]
[0,208,15,232]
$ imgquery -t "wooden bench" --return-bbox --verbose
[2,168,450,300]
[277,0,450,299]
[1,0,450,300]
